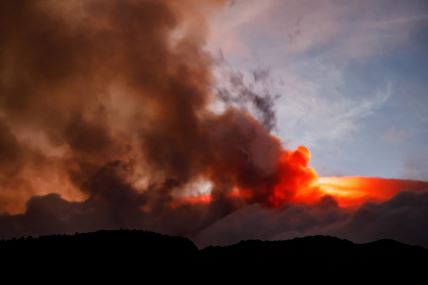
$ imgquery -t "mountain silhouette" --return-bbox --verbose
[1,230,427,278]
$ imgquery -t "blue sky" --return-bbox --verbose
[208,0,428,179]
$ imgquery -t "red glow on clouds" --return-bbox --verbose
[317,176,428,208]
[170,194,213,208]
[173,146,428,209]
[233,146,320,207]
[266,146,320,207]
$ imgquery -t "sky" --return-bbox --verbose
[208,0,428,179]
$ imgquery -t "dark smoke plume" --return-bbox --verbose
[0,0,293,238]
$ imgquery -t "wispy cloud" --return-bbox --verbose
[209,0,428,60]
[275,71,392,148]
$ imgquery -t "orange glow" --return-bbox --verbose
[171,146,428,210]
[233,146,321,207]
[173,146,324,208]
[317,176,428,208]
[266,146,321,207]
[170,194,213,208]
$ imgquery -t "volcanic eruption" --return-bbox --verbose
[0,0,427,247]
[0,0,321,215]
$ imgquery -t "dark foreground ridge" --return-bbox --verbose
[1,230,427,276]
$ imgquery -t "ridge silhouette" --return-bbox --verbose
[1,229,427,277]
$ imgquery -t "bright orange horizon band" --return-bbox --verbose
[173,176,428,209]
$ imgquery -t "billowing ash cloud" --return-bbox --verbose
[0,0,223,212]
[0,0,319,238]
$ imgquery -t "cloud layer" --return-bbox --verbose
[195,189,428,248]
